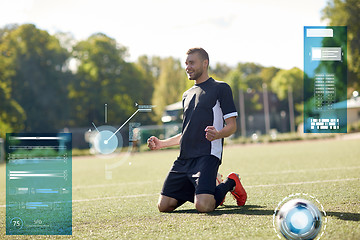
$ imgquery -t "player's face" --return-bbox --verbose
[185,53,205,80]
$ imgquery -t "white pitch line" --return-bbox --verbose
[72,166,360,190]
[72,193,158,202]
[72,178,359,203]
[73,179,162,190]
[242,166,360,176]
[0,193,159,207]
[245,178,360,188]
[0,178,358,207]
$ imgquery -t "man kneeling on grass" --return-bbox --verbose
[147,48,247,213]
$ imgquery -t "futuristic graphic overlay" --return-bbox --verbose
[6,133,72,235]
[89,104,154,179]
[304,26,347,133]
[273,193,327,240]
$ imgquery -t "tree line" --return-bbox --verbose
[0,0,358,138]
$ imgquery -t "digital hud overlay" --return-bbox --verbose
[304,26,347,133]
[6,133,72,235]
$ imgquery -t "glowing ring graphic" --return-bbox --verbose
[92,125,123,155]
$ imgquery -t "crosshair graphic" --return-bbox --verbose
[90,103,153,155]
[89,103,154,179]
[91,124,122,154]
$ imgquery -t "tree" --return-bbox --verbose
[0,66,26,138]
[322,0,360,92]
[260,67,280,91]
[210,63,232,80]
[0,24,70,132]
[237,62,263,77]
[69,33,153,127]
[152,57,188,121]
[226,69,245,136]
[0,25,25,137]
[227,69,245,91]
[272,67,304,130]
[271,67,303,103]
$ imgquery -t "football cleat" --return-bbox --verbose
[227,172,247,206]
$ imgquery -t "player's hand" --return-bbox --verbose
[147,136,162,150]
[205,126,219,141]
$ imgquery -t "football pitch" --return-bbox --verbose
[0,137,359,239]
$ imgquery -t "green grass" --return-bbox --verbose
[1,137,359,239]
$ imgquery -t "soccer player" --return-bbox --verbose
[147,48,247,213]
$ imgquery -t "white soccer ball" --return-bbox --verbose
[276,199,322,240]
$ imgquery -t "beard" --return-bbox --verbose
[187,69,203,80]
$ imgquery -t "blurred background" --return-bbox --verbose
[0,0,359,153]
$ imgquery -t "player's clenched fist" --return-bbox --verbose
[147,136,161,150]
[205,126,220,141]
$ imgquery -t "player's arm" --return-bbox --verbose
[205,117,237,141]
[147,133,181,150]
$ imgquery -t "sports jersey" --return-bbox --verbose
[179,77,238,160]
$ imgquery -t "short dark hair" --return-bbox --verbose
[186,47,209,67]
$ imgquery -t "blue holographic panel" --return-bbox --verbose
[6,133,72,235]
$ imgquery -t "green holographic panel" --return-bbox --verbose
[6,133,72,235]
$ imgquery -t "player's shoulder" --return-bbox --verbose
[211,78,232,90]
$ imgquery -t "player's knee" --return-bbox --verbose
[157,201,174,212]
[157,195,178,212]
[195,201,214,213]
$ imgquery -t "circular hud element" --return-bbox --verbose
[274,197,325,240]
[93,125,123,154]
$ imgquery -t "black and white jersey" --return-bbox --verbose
[179,77,238,160]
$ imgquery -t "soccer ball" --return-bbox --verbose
[276,199,322,240]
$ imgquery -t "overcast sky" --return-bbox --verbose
[1,0,328,70]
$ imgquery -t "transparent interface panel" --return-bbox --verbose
[6,133,72,235]
[304,26,347,133]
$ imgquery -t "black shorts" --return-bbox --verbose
[161,155,220,203]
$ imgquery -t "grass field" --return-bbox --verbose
[0,137,359,239]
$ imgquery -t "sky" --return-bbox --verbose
[0,0,329,70]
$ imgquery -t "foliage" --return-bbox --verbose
[151,57,187,121]
[260,66,280,91]
[69,33,154,127]
[348,120,360,133]
[0,27,25,137]
[210,62,232,80]
[271,67,303,102]
[322,0,360,92]
[228,63,274,115]
[0,23,317,136]
[0,24,69,132]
